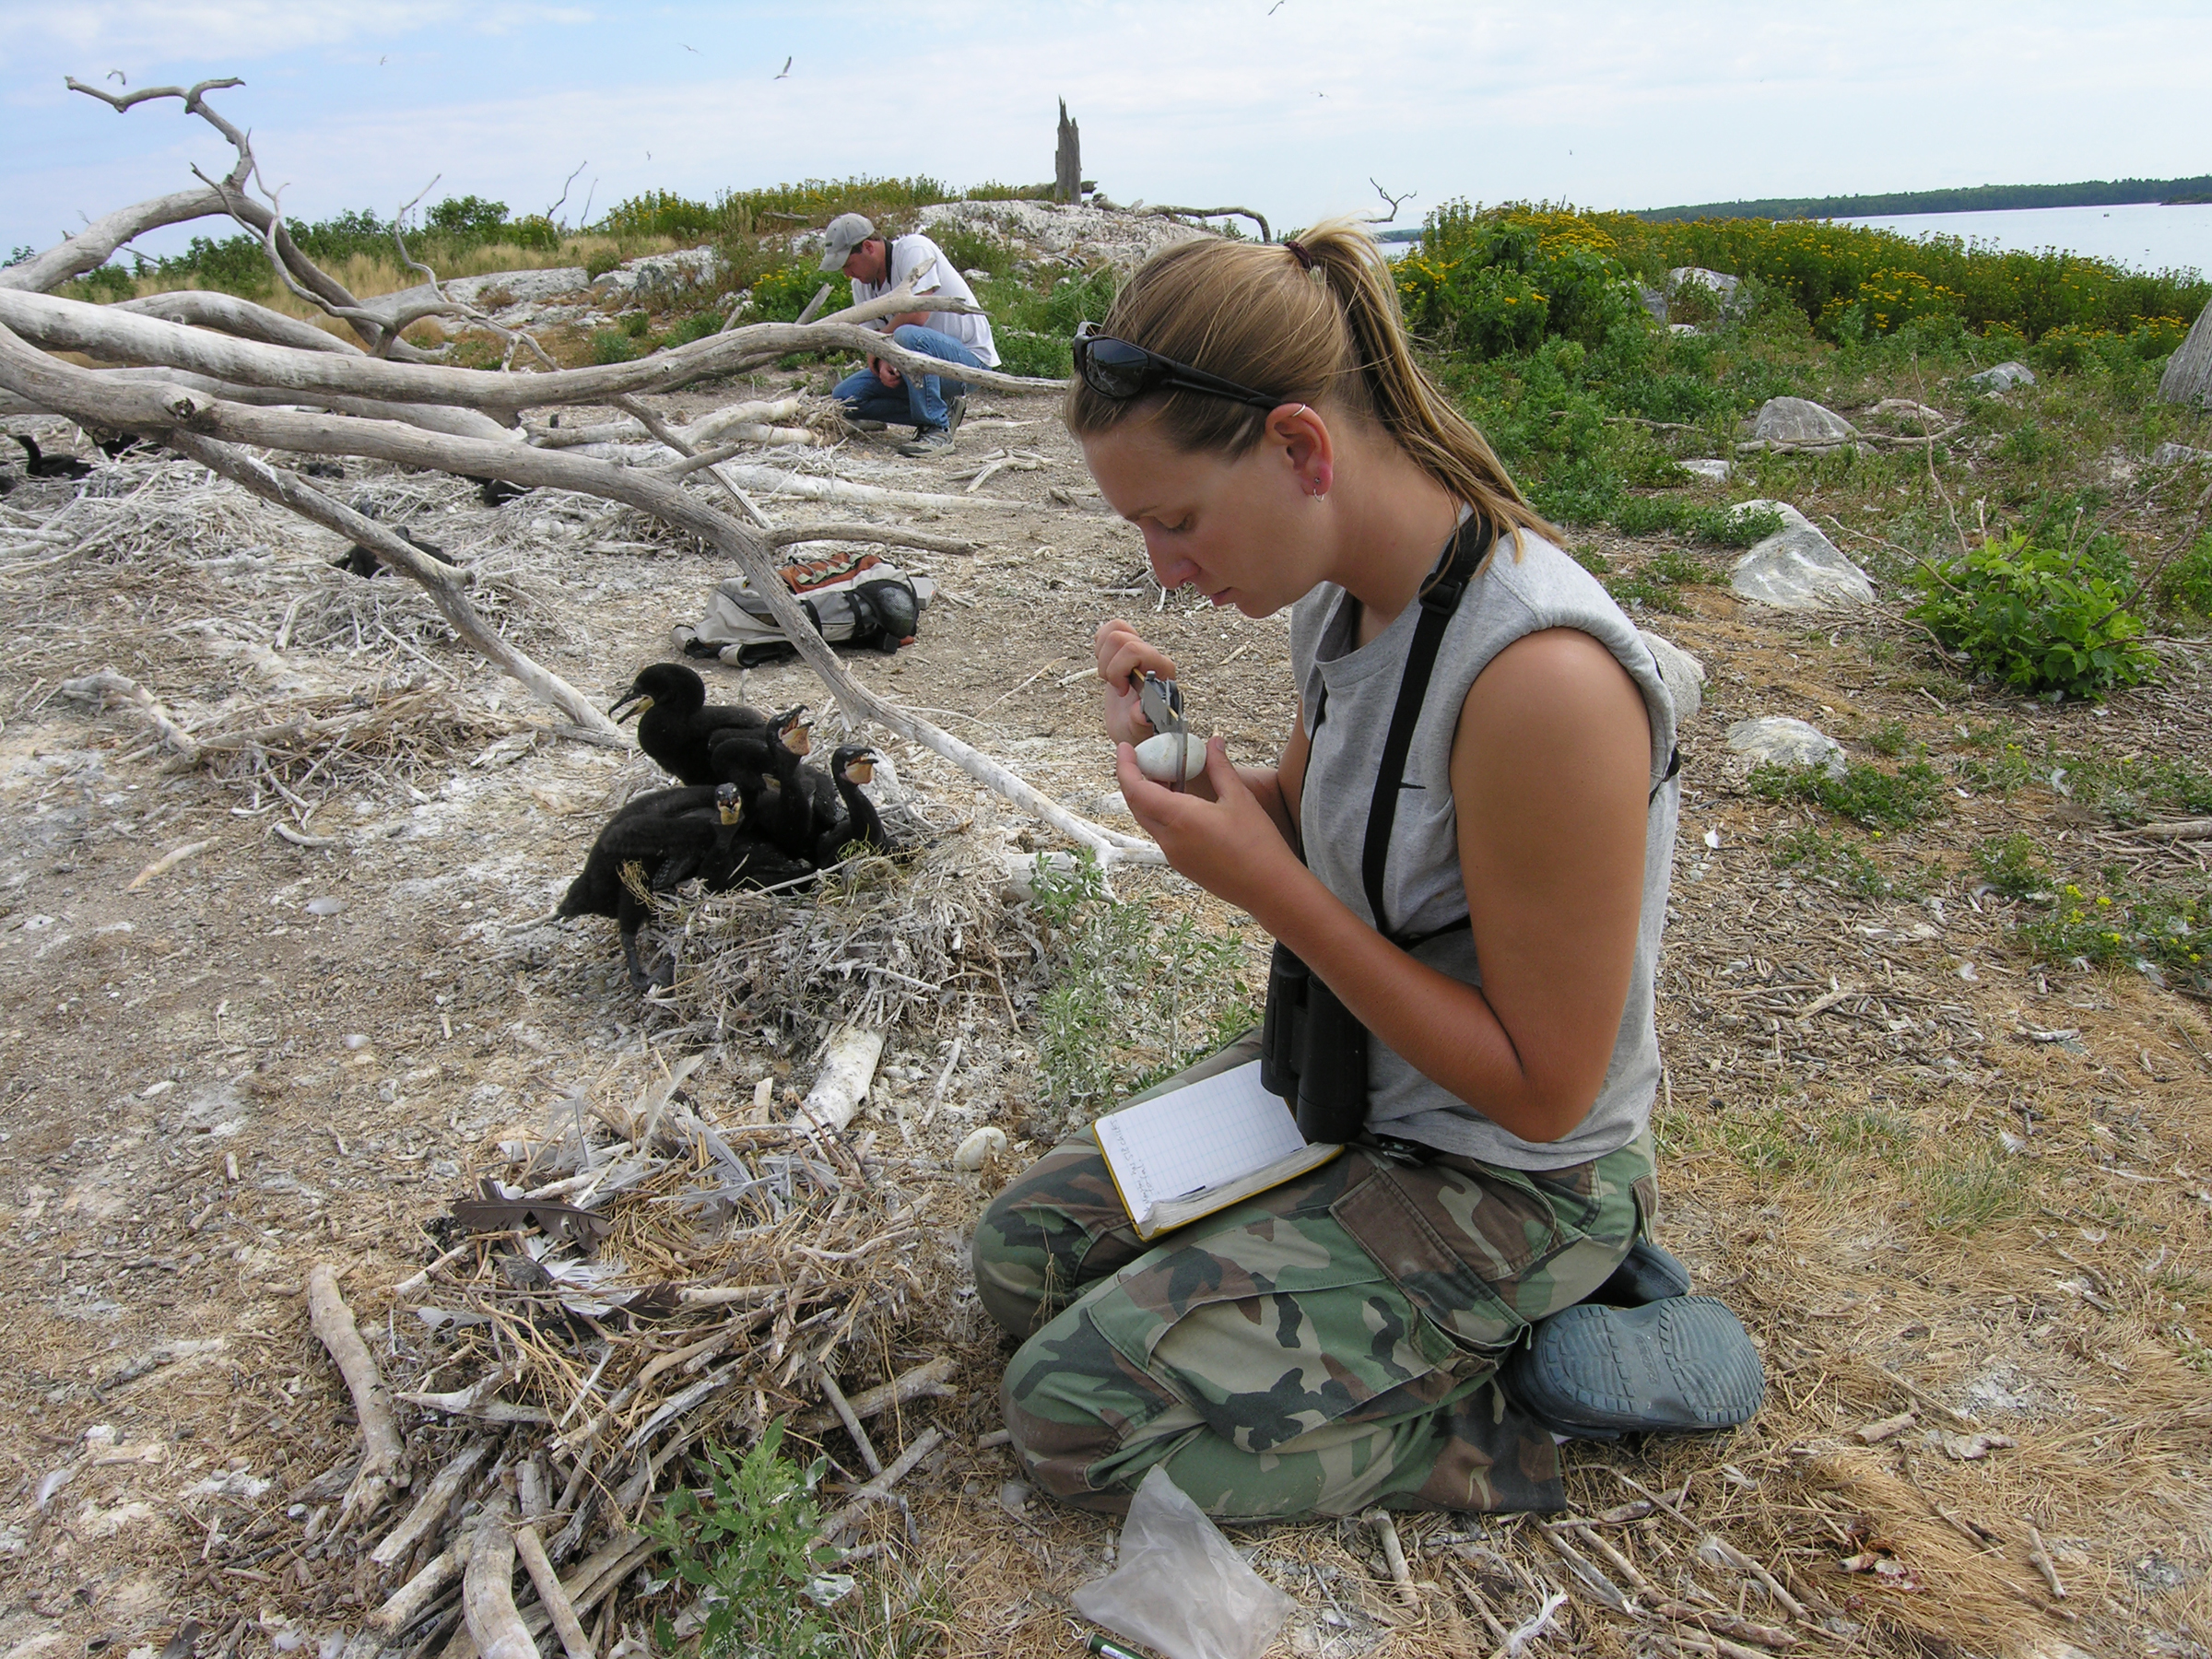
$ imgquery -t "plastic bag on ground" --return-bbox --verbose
[1069,1466,1296,1659]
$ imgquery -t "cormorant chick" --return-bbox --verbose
[558,782,733,989]
[15,436,93,479]
[812,745,897,866]
[469,475,531,507]
[702,770,818,891]
[708,712,816,859]
[609,662,770,786]
[333,528,457,581]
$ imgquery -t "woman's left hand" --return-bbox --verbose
[1116,736,1303,913]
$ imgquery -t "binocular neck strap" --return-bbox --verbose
[1360,512,1493,936]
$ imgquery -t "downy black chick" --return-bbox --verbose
[470,475,531,506]
[609,662,770,787]
[557,783,732,989]
[16,436,93,479]
[710,709,830,858]
[701,769,818,891]
[811,745,897,866]
[334,527,457,581]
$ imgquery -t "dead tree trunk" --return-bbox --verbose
[1056,100,1082,205]
[2160,300,2212,408]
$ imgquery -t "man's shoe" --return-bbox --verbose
[898,429,954,457]
[945,394,967,439]
[1501,1296,1764,1441]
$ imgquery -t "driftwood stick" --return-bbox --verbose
[58,667,199,759]
[764,521,979,555]
[1143,205,1272,242]
[794,1356,958,1434]
[371,1441,492,1568]
[372,1547,463,1632]
[817,1426,944,1539]
[1534,1522,1629,1612]
[305,1263,404,1524]
[818,1369,884,1477]
[2026,1525,2067,1600]
[1367,1510,1418,1606]
[1653,1602,1797,1652]
[513,1520,595,1659]
[113,290,367,355]
[462,1497,535,1659]
[0,288,1060,406]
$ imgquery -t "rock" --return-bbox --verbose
[1868,397,1948,428]
[953,1125,1009,1171]
[1751,396,1857,449]
[1728,500,1877,610]
[438,268,588,307]
[1669,324,1701,336]
[2150,441,2212,466]
[918,199,1204,274]
[1678,458,1733,484]
[594,246,722,297]
[1637,285,1669,324]
[1667,266,1744,312]
[1638,630,1706,724]
[1726,716,1844,776]
[1964,360,2036,394]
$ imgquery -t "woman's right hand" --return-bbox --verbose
[1094,619,1179,747]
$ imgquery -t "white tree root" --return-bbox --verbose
[513,1522,595,1659]
[58,667,199,760]
[371,1546,462,1632]
[305,1263,405,1525]
[462,1496,536,1659]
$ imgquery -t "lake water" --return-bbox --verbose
[1832,202,2212,278]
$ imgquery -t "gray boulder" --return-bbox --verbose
[1752,396,1857,450]
[1678,458,1733,484]
[1964,360,2036,394]
[1667,266,1743,312]
[594,245,722,297]
[1728,500,1877,611]
[1637,285,1669,324]
[436,267,588,306]
[2150,441,2212,466]
[1726,716,1844,777]
[1639,630,1706,724]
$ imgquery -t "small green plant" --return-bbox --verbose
[749,263,829,322]
[1772,826,1919,900]
[666,310,725,346]
[589,329,641,365]
[1912,1145,2024,1235]
[2155,530,2212,620]
[2017,877,2209,991]
[1973,831,2050,899]
[1748,759,1944,830]
[621,309,653,338]
[1029,851,1258,1115]
[1910,532,2158,700]
[648,1420,843,1659]
[583,248,624,281]
[1865,718,1912,758]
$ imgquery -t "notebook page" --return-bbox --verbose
[1095,1061,1307,1224]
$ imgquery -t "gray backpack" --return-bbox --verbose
[676,549,935,668]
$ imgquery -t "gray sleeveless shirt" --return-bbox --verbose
[1288,525,1679,1171]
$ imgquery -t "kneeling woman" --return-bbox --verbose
[972,221,1756,1522]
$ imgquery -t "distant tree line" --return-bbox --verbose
[1640,177,2212,223]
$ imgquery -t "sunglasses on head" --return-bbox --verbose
[1072,321,1285,412]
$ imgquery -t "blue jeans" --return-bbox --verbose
[831,324,982,432]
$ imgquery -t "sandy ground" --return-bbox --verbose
[1,360,2207,1659]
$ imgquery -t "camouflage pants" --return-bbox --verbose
[972,1036,1656,1521]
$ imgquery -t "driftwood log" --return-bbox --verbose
[2161,300,2212,407]
[1,76,1160,865]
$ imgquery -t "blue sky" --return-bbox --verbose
[6,1,2210,262]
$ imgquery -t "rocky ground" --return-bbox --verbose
[1,254,2208,1659]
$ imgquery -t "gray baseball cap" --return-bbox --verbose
[818,212,877,272]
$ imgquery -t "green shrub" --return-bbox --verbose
[1772,826,1919,899]
[620,309,652,339]
[65,263,137,302]
[583,248,623,281]
[1748,759,1944,830]
[994,330,1074,378]
[665,310,725,346]
[646,1420,841,1659]
[1973,831,2050,898]
[2018,877,2208,991]
[928,221,1018,280]
[589,329,640,364]
[749,263,828,322]
[1865,718,1912,757]
[1910,532,2157,700]
[2156,531,2212,619]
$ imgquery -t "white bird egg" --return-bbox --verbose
[1133,732,1206,782]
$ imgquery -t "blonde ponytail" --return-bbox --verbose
[1065,218,1551,551]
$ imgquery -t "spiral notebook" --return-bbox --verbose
[1094,1060,1342,1241]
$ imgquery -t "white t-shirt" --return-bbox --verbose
[850,233,999,368]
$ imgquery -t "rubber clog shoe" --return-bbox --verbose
[1502,1296,1765,1441]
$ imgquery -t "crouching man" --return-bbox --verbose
[819,213,1000,455]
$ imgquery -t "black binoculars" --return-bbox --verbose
[1259,940,1371,1144]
